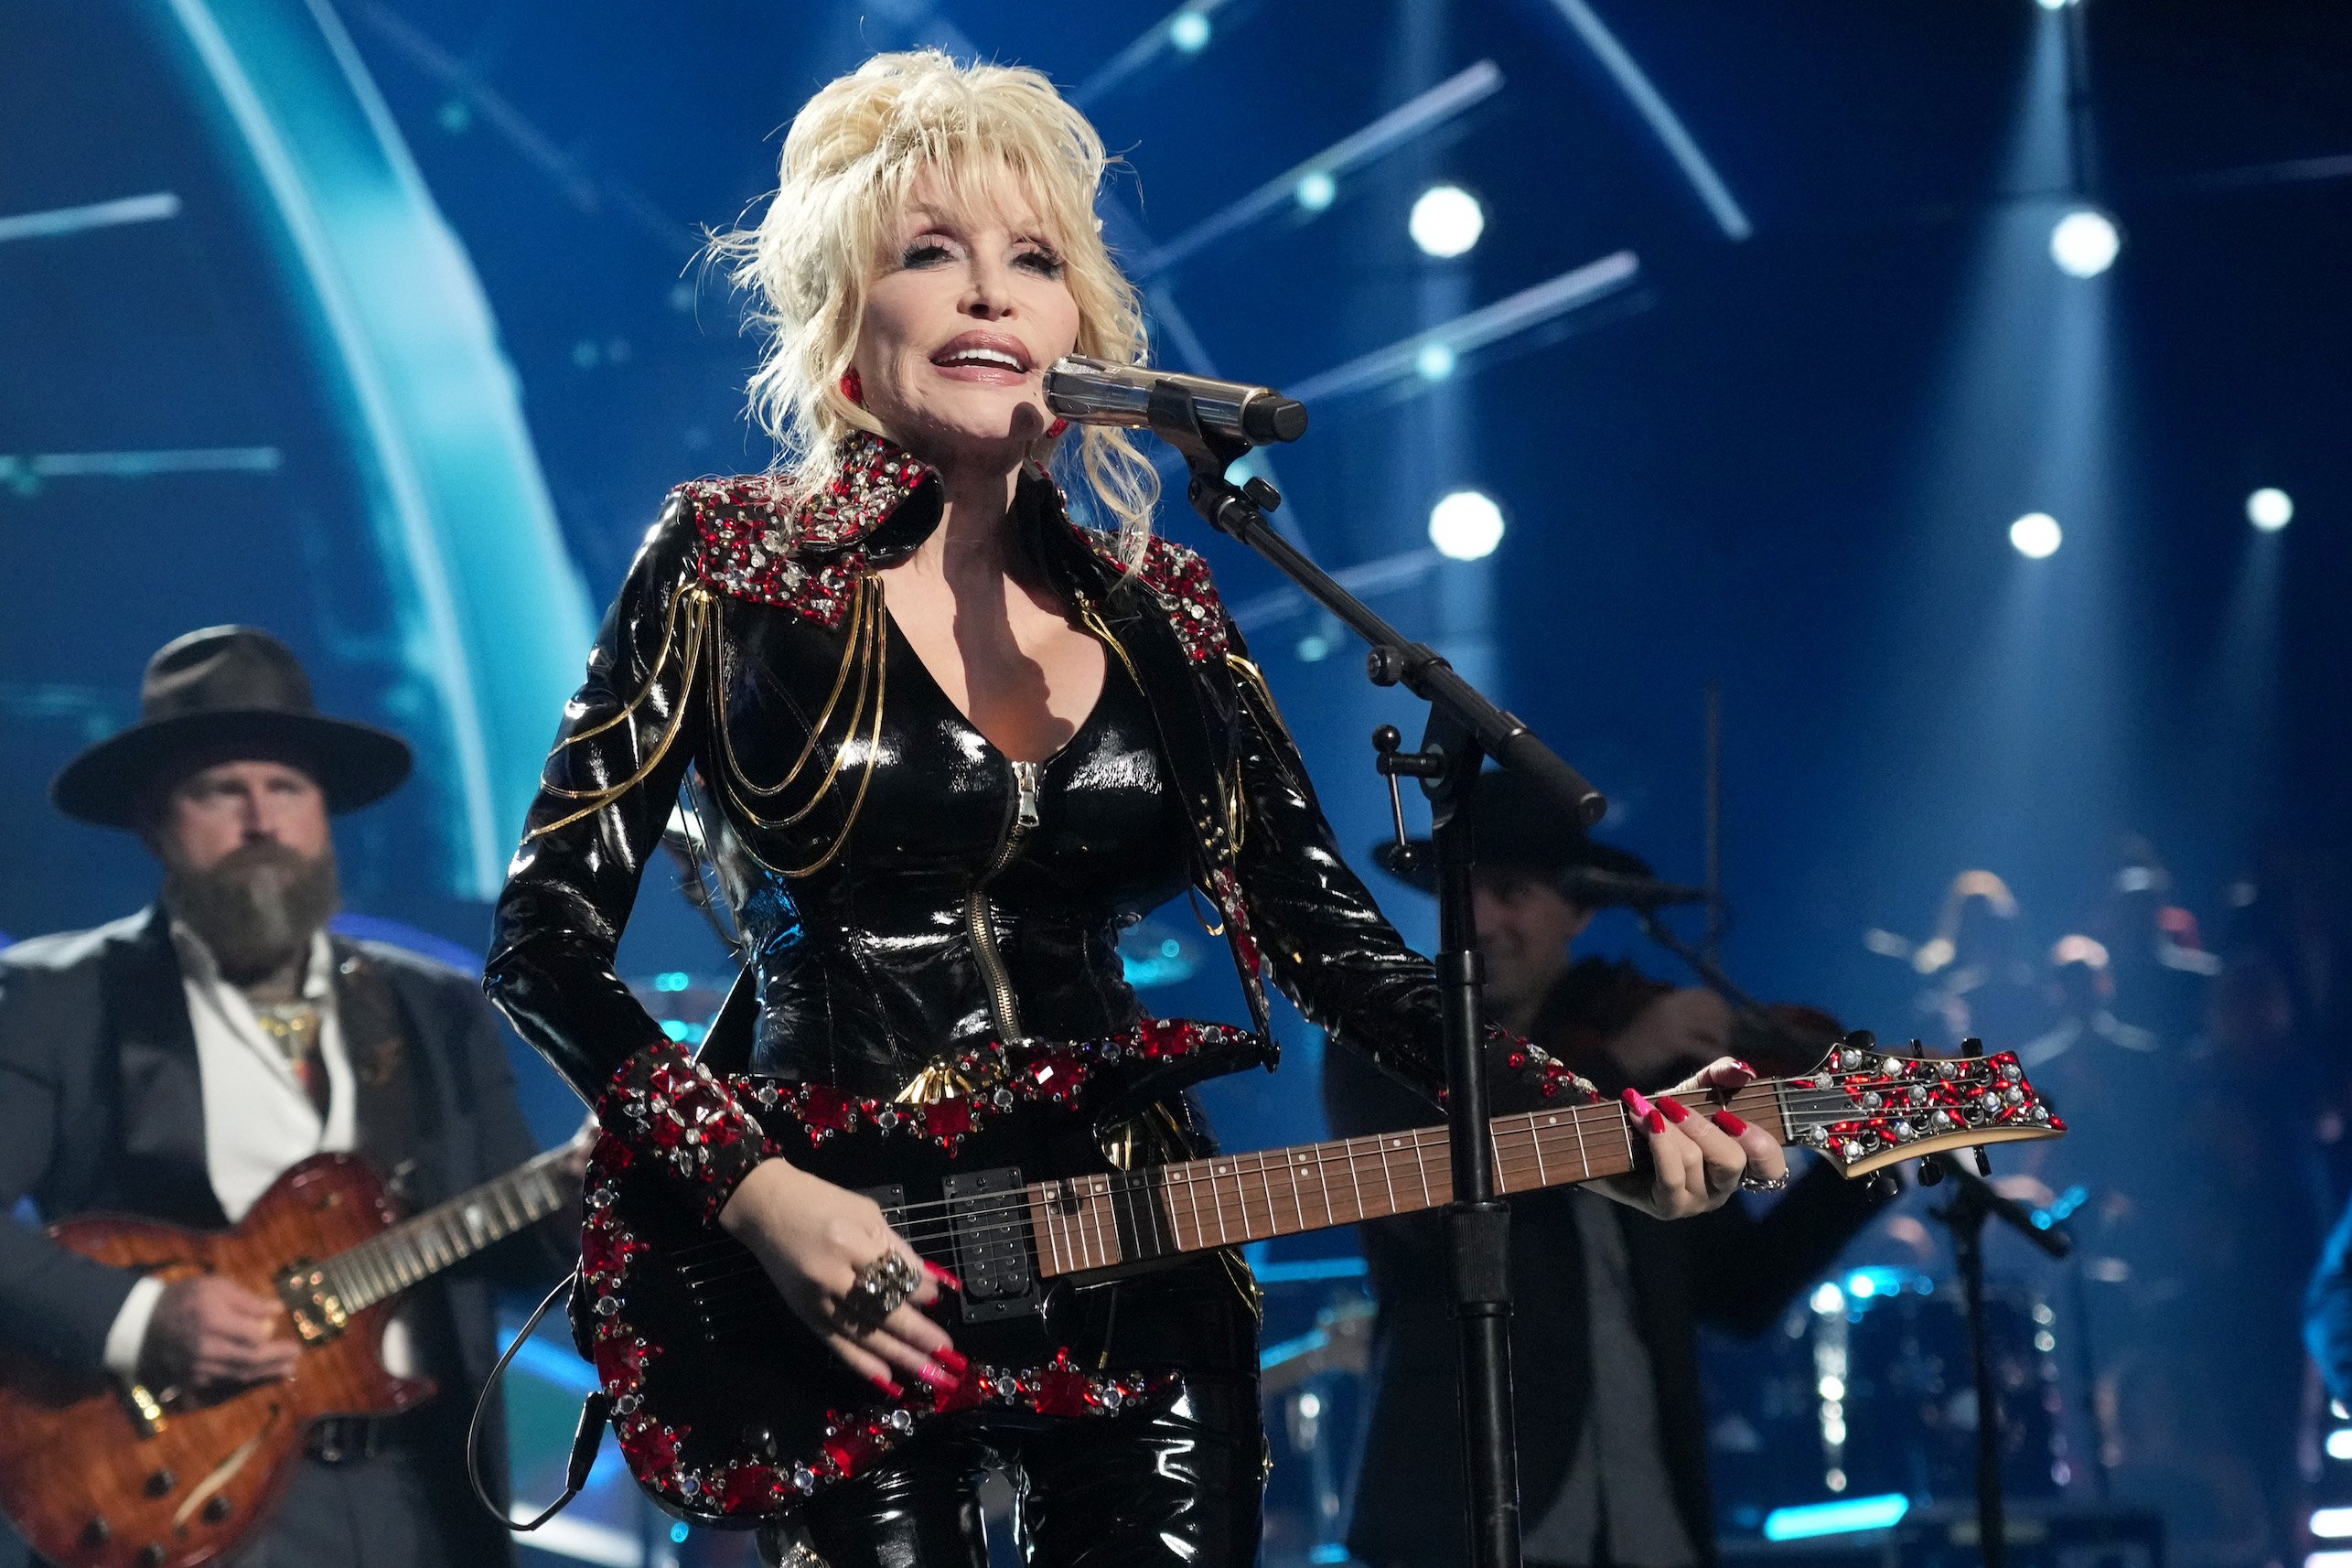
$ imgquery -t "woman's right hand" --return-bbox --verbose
[717,1157,964,1395]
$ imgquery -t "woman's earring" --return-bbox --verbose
[1047,417,1070,438]
[840,368,865,405]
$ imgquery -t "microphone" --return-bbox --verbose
[1044,355,1310,446]
[1558,868,1717,910]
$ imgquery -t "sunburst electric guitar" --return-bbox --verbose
[0,1137,583,1568]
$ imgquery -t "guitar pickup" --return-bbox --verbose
[940,1167,1040,1323]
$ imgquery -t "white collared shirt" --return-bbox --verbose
[103,924,413,1379]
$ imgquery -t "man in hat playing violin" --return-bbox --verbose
[1325,769,1886,1568]
[0,627,577,1567]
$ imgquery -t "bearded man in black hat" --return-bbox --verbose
[1324,770,1887,1568]
[0,627,580,1568]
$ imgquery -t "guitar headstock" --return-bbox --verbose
[1784,1033,2065,1178]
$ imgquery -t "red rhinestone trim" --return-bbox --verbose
[732,1015,1262,1155]
[1785,1043,2062,1167]
[1093,534,1234,664]
[595,1037,779,1223]
[679,434,935,625]
[649,1352,1180,1518]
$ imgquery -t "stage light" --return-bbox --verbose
[1295,632,1332,662]
[2306,1553,2352,1568]
[2313,1510,2352,1540]
[1168,9,1211,52]
[1415,342,1457,381]
[1410,184,1484,258]
[2035,0,2075,10]
[1429,490,1504,559]
[2010,512,2062,558]
[2049,209,2120,277]
[1810,1282,1845,1315]
[2326,1429,2352,1461]
[1763,1495,1910,1541]
[1295,170,1337,213]
[2249,487,2293,532]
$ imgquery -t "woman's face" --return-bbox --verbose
[853,166,1081,474]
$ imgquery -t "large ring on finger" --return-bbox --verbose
[839,1251,919,1335]
[1739,1169,1790,1193]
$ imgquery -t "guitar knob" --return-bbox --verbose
[138,1546,167,1568]
[145,1469,176,1497]
[81,1518,110,1547]
[203,1494,232,1524]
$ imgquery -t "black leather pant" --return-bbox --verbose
[758,1375,1264,1568]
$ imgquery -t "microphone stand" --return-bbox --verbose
[1141,381,1606,1568]
[1925,1151,2072,1568]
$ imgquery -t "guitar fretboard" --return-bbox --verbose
[319,1145,575,1312]
[1023,1082,1788,1278]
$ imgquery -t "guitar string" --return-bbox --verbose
[701,1072,2004,1236]
[672,1104,2043,1308]
[662,1088,1782,1269]
[669,1090,2017,1281]
[659,1078,2027,1273]
[672,1113,1905,1312]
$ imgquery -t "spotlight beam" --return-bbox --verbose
[355,4,698,257]
[1537,0,1752,241]
[0,446,284,482]
[1070,0,1241,108]
[1284,250,1640,406]
[1226,549,1443,632]
[0,192,181,244]
[1134,60,1505,277]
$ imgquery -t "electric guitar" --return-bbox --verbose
[0,1137,584,1568]
[573,1034,2061,1527]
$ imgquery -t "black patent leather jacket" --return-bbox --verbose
[485,435,1540,1220]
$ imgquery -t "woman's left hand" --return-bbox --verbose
[1594,1057,1788,1219]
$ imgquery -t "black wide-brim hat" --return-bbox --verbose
[1373,766,1653,896]
[51,626,413,829]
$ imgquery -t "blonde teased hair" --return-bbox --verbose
[713,50,1160,561]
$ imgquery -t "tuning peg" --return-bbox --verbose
[1843,1029,1877,1052]
[1866,1170,1902,1202]
[1916,1157,1945,1187]
[1959,1036,1983,1057]
[1972,1146,1992,1177]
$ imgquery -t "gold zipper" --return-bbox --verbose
[967,757,1041,1045]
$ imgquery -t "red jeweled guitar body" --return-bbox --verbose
[576,1034,2062,1527]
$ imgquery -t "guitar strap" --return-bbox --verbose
[332,950,430,1200]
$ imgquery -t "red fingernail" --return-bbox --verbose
[922,1261,964,1292]
[1645,1110,1666,1135]
[1734,1059,1755,1074]
[933,1347,969,1374]
[1656,1095,1691,1124]
[916,1361,956,1391]
[1621,1088,1655,1120]
[869,1374,904,1399]
[1713,1111,1750,1137]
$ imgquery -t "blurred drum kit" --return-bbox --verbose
[1708,1267,2071,1519]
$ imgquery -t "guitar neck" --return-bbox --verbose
[320,1144,575,1313]
[1022,1081,1791,1280]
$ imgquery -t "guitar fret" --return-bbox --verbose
[1343,1136,1367,1223]
[1410,1133,1434,1209]
[1090,1177,1115,1267]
